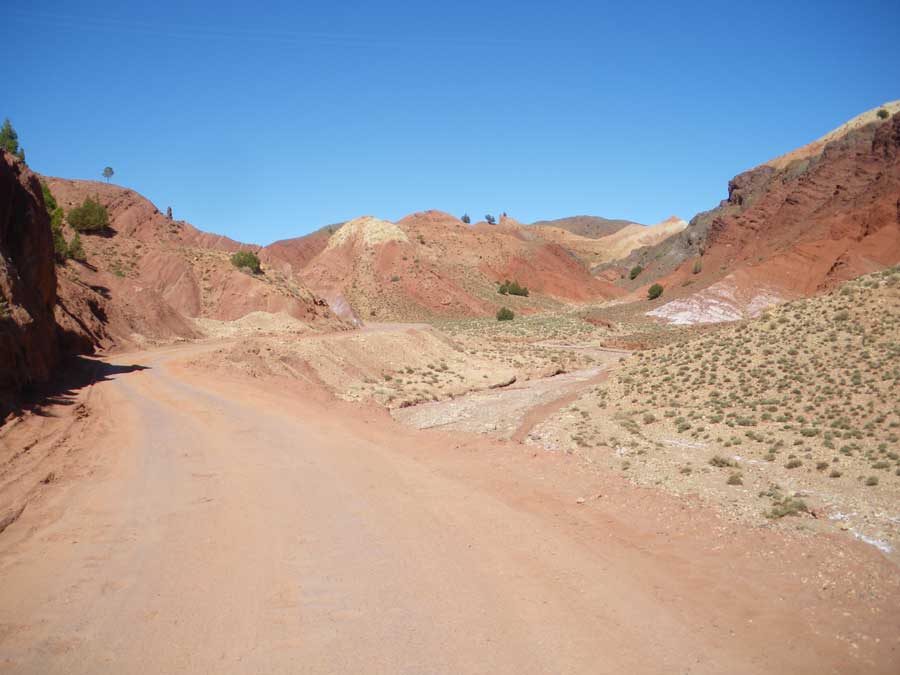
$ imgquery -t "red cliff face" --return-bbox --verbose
[698,112,900,295]
[641,111,900,315]
[0,151,60,395]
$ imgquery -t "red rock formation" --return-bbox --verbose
[645,109,900,322]
[0,151,60,395]
[699,111,900,294]
[278,210,624,321]
[41,177,342,347]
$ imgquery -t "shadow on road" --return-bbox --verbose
[5,357,150,420]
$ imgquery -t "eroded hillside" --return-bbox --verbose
[612,103,900,322]
[42,177,344,349]
[280,211,625,321]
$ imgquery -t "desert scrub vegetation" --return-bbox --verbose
[608,268,900,489]
[432,311,605,377]
[647,283,663,300]
[497,279,529,297]
[524,268,900,548]
[230,250,261,274]
[496,307,515,321]
[67,233,86,262]
[67,196,110,233]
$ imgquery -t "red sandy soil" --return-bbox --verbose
[0,337,897,673]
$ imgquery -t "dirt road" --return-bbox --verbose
[0,342,897,673]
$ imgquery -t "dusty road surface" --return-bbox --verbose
[1,341,898,674]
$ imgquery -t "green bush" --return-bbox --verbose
[52,224,68,262]
[67,233,86,262]
[766,497,808,519]
[68,196,109,232]
[0,119,24,161]
[647,283,664,300]
[496,307,514,321]
[41,181,57,212]
[498,279,529,296]
[230,250,261,274]
[692,259,702,274]
[877,108,890,120]
[629,265,643,280]
[42,182,69,262]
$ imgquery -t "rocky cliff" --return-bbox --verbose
[636,104,900,322]
[0,151,60,396]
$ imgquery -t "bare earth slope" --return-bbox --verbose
[534,216,689,277]
[288,211,624,321]
[0,339,897,673]
[624,104,900,322]
[529,215,638,238]
[43,177,342,348]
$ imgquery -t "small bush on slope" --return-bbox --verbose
[67,233,86,262]
[230,250,261,274]
[68,196,109,232]
[42,182,69,262]
[498,279,529,296]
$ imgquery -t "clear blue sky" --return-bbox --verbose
[7,1,899,244]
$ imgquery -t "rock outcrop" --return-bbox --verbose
[0,151,60,396]
[636,104,900,321]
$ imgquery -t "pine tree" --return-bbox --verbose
[0,119,25,161]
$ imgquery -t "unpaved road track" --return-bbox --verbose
[0,342,897,673]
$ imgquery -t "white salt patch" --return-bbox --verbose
[647,276,785,326]
[665,439,707,449]
[851,530,893,554]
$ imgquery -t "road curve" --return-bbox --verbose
[0,343,894,674]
